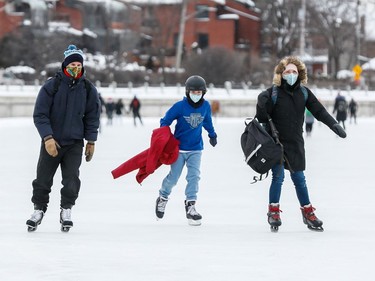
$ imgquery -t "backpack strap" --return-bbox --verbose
[251,172,269,184]
[271,85,278,105]
[46,74,92,98]
[53,75,62,96]
[271,84,308,105]
[268,114,294,173]
[44,74,62,97]
[300,85,308,102]
[83,78,93,96]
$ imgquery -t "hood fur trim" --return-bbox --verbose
[272,56,308,86]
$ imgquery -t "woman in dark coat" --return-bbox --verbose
[333,92,348,129]
[256,56,346,232]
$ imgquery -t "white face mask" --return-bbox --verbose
[189,93,202,103]
[282,73,298,86]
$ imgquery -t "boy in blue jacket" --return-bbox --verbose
[156,75,217,226]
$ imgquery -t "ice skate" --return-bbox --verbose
[300,204,324,232]
[155,196,168,220]
[26,209,44,232]
[185,200,202,226]
[267,203,282,232]
[60,208,73,232]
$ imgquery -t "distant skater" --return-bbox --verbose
[333,92,348,130]
[129,95,143,126]
[348,98,358,124]
[115,98,124,124]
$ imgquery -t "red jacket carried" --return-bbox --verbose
[111,126,179,184]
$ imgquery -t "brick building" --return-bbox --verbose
[0,0,30,38]
[136,0,261,66]
[1,0,261,65]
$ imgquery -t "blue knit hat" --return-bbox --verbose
[62,45,84,67]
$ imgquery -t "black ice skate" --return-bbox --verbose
[60,208,73,232]
[267,203,282,232]
[155,196,168,220]
[300,204,324,232]
[26,209,44,232]
[185,200,202,226]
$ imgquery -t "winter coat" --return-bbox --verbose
[349,100,358,114]
[256,81,337,171]
[115,100,124,115]
[160,97,217,151]
[33,71,100,145]
[129,97,141,113]
[333,95,348,121]
[111,126,180,184]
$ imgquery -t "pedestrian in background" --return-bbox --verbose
[105,98,115,126]
[115,98,124,124]
[129,95,143,126]
[211,100,220,120]
[26,44,100,232]
[98,93,106,133]
[348,98,358,124]
[333,91,348,130]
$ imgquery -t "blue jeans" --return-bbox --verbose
[269,163,310,206]
[159,151,202,201]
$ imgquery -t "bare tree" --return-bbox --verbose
[256,0,301,59]
[307,0,357,77]
[184,47,244,86]
[0,27,81,72]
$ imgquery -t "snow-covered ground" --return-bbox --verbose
[0,116,374,280]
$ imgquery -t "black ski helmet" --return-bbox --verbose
[185,75,207,95]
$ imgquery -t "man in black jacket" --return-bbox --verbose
[26,45,100,232]
[256,56,346,232]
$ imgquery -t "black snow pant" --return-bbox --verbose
[31,141,83,212]
[132,110,143,126]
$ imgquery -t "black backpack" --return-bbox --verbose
[241,85,307,183]
[240,116,284,183]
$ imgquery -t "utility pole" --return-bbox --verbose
[175,0,188,70]
[299,0,306,57]
[356,0,361,64]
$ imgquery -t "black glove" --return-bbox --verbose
[209,137,217,147]
[331,123,347,138]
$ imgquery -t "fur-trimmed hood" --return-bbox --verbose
[272,56,308,86]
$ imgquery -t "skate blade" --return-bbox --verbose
[61,225,72,232]
[27,226,37,232]
[26,221,40,232]
[188,219,201,226]
[307,226,324,232]
[60,222,73,232]
[270,226,279,232]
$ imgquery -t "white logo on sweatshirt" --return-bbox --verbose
[184,113,204,128]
